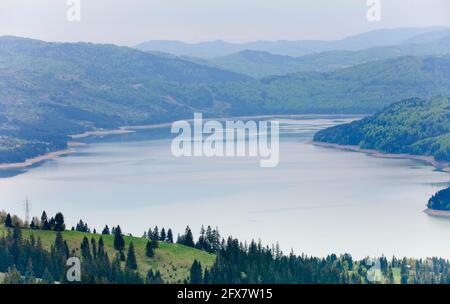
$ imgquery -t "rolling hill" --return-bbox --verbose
[204,29,450,77]
[212,56,450,115]
[0,36,250,163]
[135,27,448,58]
[0,224,215,283]
[313,96,450,162]
[1,36,450,164]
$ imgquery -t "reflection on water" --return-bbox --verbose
[0,115,449,259]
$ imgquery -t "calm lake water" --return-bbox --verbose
[1,115,450,259]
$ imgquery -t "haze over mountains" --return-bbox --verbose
[1,27,450,164]
[142,27,450,78]
[136,27,448,58]
[205,29,450,77]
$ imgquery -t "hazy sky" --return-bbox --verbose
[0,0,449,45]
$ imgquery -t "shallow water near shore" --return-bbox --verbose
[1,115,450,259]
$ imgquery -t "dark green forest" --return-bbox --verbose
[314,96,450,162]
[1,210,450,284]
[428,187,450,211]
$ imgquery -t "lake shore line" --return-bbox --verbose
[0,127,158,171]
[69,128,135,139]
[424,208,450,218]
[0,148,75,170]
[312,141,450,173]
[0,114,361,171]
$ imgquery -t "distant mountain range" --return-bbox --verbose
[1,29,450,163]
[0,36,250,163]
[136,27,448,58]
[211,55,450,114]
[203,29,450,77]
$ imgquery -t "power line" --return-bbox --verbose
[23,196,31,225]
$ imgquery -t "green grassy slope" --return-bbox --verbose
[0,225,215,283]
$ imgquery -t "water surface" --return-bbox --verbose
[1,116,449,259]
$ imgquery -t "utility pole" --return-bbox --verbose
[24,196,31,226]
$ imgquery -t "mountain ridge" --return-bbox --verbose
[313,96,450,162]
[136,27,448,58]
[199,31,450,77]
[1,36,450,165]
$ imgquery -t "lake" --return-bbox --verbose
[1,115,450,259]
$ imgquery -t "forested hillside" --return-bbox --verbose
[314,96,450,162]
[1,210,450,284]
[214,56,450,115]
[0,211,215,283]
[428,187,450,211]
[0,36,249,163]
[206,31,450,77]
[1,36,450,164]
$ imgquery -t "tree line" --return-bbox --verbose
[188,237,450,284]
[2,209,450,284]
[428,187,450,211]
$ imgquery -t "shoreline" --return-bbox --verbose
[0,114,363,171]
[424,208,450,218]
[312,141,450,173]
[69,128,135,139]
[0,148,75,170]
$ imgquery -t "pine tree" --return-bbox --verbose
[388,266,395,284]
[91,238,97,260]
[76,220,90,232]
[167,229,174,243]
[160,228,166,241]
[190,260,203,284]
[203,269,211,284]
[80,236,92,261]
[152,226,159,241]
[113,225,125,251]
[54,231,65,256]
[54,212,65,231]
[119,250,126,262]
[48,217,55,230]
[184,226,195,247]
[126,242,138,270]
[401,259,410,284]
[102,225,110,235]
[63,241,70,258]
[40,211,49,230]
[24,259,36,284]
[146,269,164,284]
[4,213,12,228]
[30,218,36,229]
[147,228,153,239]
[98,237,105,257]
[197,225,206,250]
[12,225,22,243]
[146,240,154,258]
